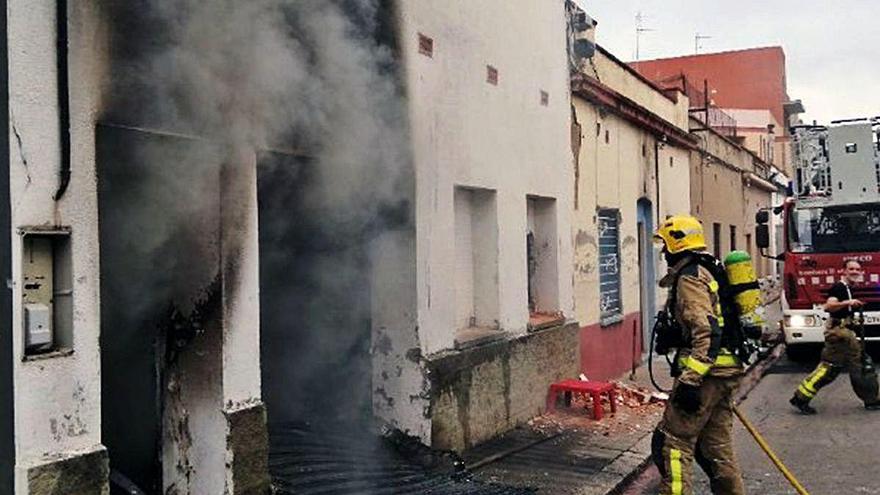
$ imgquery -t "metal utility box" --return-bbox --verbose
[20,228,73,356]
[24,304,51,349]
[827,122,880,206]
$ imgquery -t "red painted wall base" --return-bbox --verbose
[579,312,643,382]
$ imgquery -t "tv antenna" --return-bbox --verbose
[695,32,712,54]
[635,11,655,62]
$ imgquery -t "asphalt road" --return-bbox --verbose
[625,351,880,494]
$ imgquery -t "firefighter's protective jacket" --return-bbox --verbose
[660,254,744,386]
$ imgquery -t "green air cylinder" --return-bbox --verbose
[724,250,765,329]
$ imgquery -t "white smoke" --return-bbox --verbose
[107,0,414,424]
[134,0,410,224]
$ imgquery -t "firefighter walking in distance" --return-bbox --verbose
[651,215,745,495]
[790,259,880,414]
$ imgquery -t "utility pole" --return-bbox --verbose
[635,11,655,62]
[695,32,712,54]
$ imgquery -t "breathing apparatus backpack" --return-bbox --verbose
[723,250,766,343]
[651,251,763,387]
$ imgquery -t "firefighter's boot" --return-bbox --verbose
[789,394,817,415]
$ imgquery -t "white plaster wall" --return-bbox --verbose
[471,191,500,327]
[528,197,560,313]
[8,0,108,489]
[573,103,646,325]
[399,0,575,355]
[572,96,690,327]
[220,152,265,493]
[454,189,475,328]
[370,229,427,441]
[658,145,692,220]
[221,152,263,410]
[740,130,776,164]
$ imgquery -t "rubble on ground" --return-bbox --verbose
[527,380,666,438]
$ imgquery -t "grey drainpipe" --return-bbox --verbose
[654,139,661,224]
[53,0,70,201]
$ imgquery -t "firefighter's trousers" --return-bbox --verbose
[793,325,878,404]
[652,376,744,495]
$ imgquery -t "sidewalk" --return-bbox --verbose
[464,292,784,494]
[462,354,672,495]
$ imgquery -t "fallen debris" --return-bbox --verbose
[530,380,666,439]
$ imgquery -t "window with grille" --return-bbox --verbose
[598,209,622,325]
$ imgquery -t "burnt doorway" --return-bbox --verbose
[257,152,374,428]
[98,125,223,494]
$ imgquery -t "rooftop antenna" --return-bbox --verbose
[695,32,712,54]
[635,11,655,62]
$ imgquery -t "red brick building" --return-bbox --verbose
[631,46,804,176]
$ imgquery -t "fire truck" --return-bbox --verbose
[755,119,880,357]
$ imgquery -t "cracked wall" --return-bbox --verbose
[98,127,268,494]
[570,81,690,379]
[388,0,577,446]
[370,228,426,441]
[8,1,110,492]
[428,322,580,451]
[570,97,689,330]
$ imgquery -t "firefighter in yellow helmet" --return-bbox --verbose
[651,215,745,495]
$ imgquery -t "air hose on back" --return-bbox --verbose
[648,312,672,394]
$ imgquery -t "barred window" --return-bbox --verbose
[598,209,622,325]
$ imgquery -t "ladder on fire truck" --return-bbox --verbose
[792,117,880,203]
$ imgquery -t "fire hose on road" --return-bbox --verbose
[732,405,810,495]
[650,317,810,494]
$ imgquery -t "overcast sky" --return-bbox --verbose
[583,1,879,125]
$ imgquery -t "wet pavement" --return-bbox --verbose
[625,350,880,494]
[465,402,662,495]
[269,422,536,494]
[268,286,785,495]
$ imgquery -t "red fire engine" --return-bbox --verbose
[756,119,880,356]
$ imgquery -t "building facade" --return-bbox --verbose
[689,120,776,277]
[631,46,797,278]
[4,2,107,493]
[374,0,580,451]
[1,3,798,493]
[2,2,292,493]
[570,42,693,381]
[632,46,804,178]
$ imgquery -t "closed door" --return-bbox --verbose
[637,199,656,352]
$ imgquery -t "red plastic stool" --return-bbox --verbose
[546,379,617,420]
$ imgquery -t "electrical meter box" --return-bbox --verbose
[24,303,51,349]
[21,228,73,356]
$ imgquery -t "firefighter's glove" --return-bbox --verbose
[672,382,702,414]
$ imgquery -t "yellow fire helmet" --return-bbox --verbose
[654,215,707,254]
